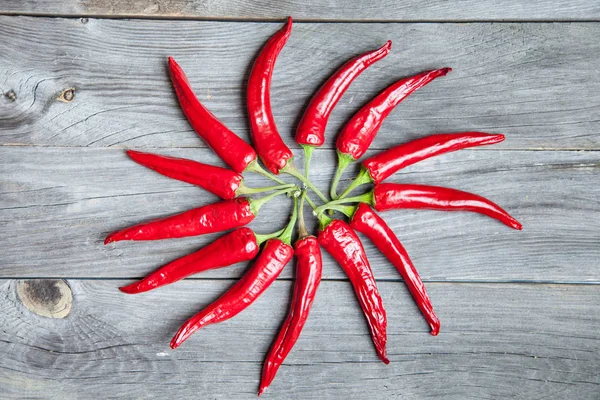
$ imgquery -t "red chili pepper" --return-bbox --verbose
[374,183,522,230]
[295,41,392,174]
[318,219,389,364]
[104,187,294,244]
[349,203,439,335]
[119,227,284,294]
[247,17,294,175]
[259,193,322,395]
[126,150,293,200]
[170,197,299,349]
[169,57,268,176]
[323,184,522,230]
[339,132,505,198]
[331,67,451,198]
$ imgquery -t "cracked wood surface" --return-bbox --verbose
[0,280,598,399]
[1,7,599,400]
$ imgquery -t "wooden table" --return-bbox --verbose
[1,1,598,398]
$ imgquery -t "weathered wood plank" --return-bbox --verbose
[0,279,598,399]
[2,146,598,282]
[0,0,599,21]
[2,17,600,150]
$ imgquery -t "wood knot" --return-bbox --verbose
[57,88,76,103]
[17,279,73,319]
[80,18,89,24]
[4,90,16,101]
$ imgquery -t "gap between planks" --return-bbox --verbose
[1,12,600,23]
[2,144,600,152]
[1,278,598,285]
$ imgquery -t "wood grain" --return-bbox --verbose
[1,7,599,399]
[2,17,600,150]
[0,0,599,21]
[2,146,598,282]
[0,279,598,399]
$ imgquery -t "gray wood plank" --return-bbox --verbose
[2,17,600,150]
[1,0,599,21]
[2,146,599,282]
[0,279,598,399]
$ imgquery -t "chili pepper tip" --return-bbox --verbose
[104,233,117,245]
[118,283,139,294]
[430,322,440,336]
[170,329,189,349]
[508,218,523,231]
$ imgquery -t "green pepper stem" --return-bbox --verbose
[278,195,299,245]
[248,186,297,216]
[301,145,315,179]
[236,183,295,196]
[303,193,332,230]
[317,212,333,231]
[315,191,373,215]
[297,191,310,239]
[254,228,286,245]
[245,160,287,185]
[326,204,357,218]
[282,162,328,203]
[304,193,318,211]
[338,167,373,200]
[330,151,355,200]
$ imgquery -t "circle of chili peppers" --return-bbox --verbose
[105,16,522,395]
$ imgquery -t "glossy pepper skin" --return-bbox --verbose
[259,236,322,395]
[127,150,243,200]
[349,203,439,335]
[296,41,392,147]
[374,183,523,230]
[318,219,389,364]
[170,238,294,349]
[168,57,257,173]
[104,198,255,243]
[119,228,260,294]
[337,68,451,161]
[247,17,294,174]
[363,132,505,184]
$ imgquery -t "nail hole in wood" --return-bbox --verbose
[17,279,73,319]
[57,88,75,103]
[4,90,16,101]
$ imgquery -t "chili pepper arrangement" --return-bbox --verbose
[105,17,522,395]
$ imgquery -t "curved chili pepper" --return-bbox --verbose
[339,132,505,198]
[245,18,329,201]
[104,187,295,244]
[259,193,322,395]
[296,41,392,175]
[296,41,392,147]
[126,150,293,200]
[168,57,262,175]
[349,203,439,335]
[119,227,285,294]
[247,17,294,175]
[331,67,451,198]
[170,197,299,349]
[374,183,522,230]
[318,219,389,364]
[127,150,243,199]
[321,184,522,230]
